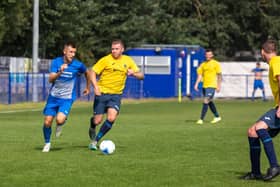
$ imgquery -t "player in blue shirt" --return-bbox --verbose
[42,41,90,152]
[251,62,266,101]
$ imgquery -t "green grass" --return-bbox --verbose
[0,99,279,187]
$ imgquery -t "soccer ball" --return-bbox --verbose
[99,140,115,155]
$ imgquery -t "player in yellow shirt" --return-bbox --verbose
[194,49,222,124]
[242,39,280,181]
[88,39,144,150]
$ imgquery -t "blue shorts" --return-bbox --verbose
[43,95,74,117]
[93,94,121,115]
[254,80,264,90]
[258,107,280,137]
[202,88,216,99]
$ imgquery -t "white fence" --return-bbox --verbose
[215,62,271,98]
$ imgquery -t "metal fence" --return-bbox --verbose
[0,72,272,104]
[0,73,143,104]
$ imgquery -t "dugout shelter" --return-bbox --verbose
[123,44,205,99]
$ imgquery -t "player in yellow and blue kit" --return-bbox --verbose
[88,39,144,150]
[194,49,222,124]
[42,41,90,152]
[242,39,280,181]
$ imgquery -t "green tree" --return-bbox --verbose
[39,0,96,64]
[0,0,32,56]
[258,0,280,44]
[1,0,280,62]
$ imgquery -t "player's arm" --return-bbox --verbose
[276,75,280,118]
[194,65,203,91]
[49,72,61,83]
[89,69,101,96]
[83,69,91,95]
[48,63,68,83]
[216,73,222,92]
[194,74,202,91]
[127,58,144,80]
[127,69,144,80]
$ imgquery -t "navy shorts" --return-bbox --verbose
[258,107,280,137]
[202,88,216,99]
[93,94,122,115]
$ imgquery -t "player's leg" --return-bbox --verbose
[42,115,54,152]
[262,89,266,101]
[203,88,221,124]
[209,101,221,124]
[42,96,58,152]
[242,122,263,180]
[259,81,266,101]
[55,99,73,137]
[94,94,121,144]
[251,89,256,101]
[89,116,97,140]
[243,108,280,181]
[95,108,118,142]
[251,80,257,101]
[197,88,208,124]
[89,114,103,150]
[55,112,67,137]
[261,129,280,181]
[255,108,280,181]
[88,95,106,150]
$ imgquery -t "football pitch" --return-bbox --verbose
[0,99,279,187]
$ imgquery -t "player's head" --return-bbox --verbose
[111,39,124,59]
[261,39,277,62]
[63,41,77,63]
[256,62,260,67]
[205,49,214,61]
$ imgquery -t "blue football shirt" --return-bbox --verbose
[49,57,87,100]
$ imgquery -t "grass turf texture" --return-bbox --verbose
[0,99,279,187]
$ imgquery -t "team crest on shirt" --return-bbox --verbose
[124,64,127,68]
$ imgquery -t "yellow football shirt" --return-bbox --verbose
[92,54,139,94]
[197,59,222,88]
[269,56,280,106]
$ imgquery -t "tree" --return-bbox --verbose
[1,0,280,62]
[0,0,32,56]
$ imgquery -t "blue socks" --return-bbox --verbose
[248,137,261,174]
[43,125,52,143]
[256,129,278,168]
[95,120,113,142]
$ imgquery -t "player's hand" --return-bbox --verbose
[60,63,68,72]
[127,69,134,76]
[83,88,90,96]
[194,85,199,92]
[94,86,101,96]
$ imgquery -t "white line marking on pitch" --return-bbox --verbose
[0,109,41,114]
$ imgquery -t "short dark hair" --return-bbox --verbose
[64,41,76,49]
[112,39,124,48]
[262,39,277,53]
